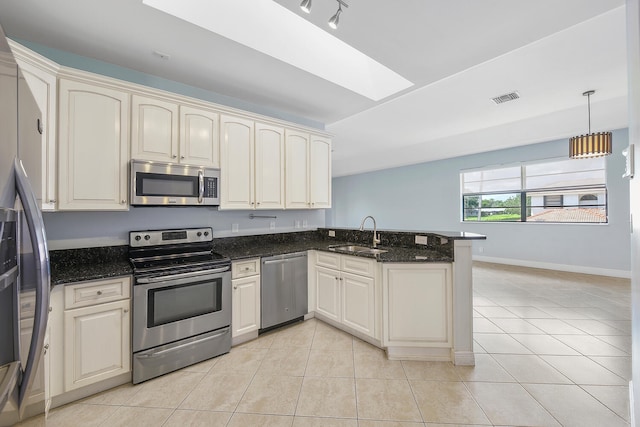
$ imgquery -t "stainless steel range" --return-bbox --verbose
[129,227,231,384]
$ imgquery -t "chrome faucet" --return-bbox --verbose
[359,215,381,248]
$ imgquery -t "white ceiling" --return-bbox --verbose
[0,0,628,176]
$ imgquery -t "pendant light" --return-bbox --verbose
[569,90,612,159]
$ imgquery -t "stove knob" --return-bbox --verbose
[134,235,141,241]
[204,231,209,236]
[197,231,202,237]
[144,235,151,241]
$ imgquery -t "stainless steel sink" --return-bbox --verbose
[329,245,388,255]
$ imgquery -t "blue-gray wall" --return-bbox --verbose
[328,129,631,276]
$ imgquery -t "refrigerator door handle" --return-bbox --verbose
[14,158,50,415]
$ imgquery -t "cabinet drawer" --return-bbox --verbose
[64,276,131,309]
[316,251,341,269]
[341,255,377,277]
[232,258,260,279]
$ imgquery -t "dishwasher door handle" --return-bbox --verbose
[263,255,306,265]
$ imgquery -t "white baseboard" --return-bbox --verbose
[454,350,476,366]
[473,255,631,279]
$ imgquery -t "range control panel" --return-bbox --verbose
[129,227,213,247]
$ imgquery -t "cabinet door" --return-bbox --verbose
[314,266,340,322]
[232,275,260,337]
[63,299,131,391]
[58,79,129,210]
[285,130,309,209]
[180,106,219,167]
[16,59,57,211]
[310,135,331,208]
[220,115,254,209]
[341,272,375,338]
[255,123,285,210]
[19,318,45,406]
[383,264,452,347]
[131,95,179,162]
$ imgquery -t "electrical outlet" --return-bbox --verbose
[328,230,336,237]
[415,235,428,245]
[295,220,301,229]
[232,223,239,233]
[270,221,276,230]
[478,246,484,253]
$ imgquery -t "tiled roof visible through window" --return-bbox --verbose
[528,208,607,223]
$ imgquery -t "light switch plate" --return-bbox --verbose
[328,230,336,237]
[415,235,428,245]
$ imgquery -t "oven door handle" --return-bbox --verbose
[135,328,230,358]
[136,266,230,284]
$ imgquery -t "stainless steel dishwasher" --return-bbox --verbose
[261,252,308,331]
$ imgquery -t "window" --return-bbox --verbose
[461,157,607,223]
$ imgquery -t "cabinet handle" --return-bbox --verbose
[172,154,177,159]
[49,199,56,203]
[124,309,129,313]
[257,202,260,205]
[233,285,237,289]
[181,155,185,159]
[121,200,126,204]
[97,290,103,295]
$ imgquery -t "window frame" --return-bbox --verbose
[460,157,608,224]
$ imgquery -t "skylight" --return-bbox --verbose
[142,0,413,101]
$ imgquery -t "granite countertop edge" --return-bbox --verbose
[51,239,457,286]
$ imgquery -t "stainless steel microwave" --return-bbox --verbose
[130,160,220,206]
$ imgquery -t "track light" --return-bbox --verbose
[328,1,348,29]
[300,0,312,14]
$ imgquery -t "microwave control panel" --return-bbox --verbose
[204,177,217,197]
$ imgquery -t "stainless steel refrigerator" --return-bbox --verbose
[0,23,51,426]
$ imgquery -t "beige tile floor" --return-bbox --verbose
[18,262,632,426]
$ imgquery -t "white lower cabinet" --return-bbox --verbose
[231,259,261,342]
[312,252,378,340]
[50,277,131,398]
[382,263,452,347]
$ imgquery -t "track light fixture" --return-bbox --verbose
[301,0,348,29]
[328,2,342,29]
[300,0,312,14]
[328,0,348,29]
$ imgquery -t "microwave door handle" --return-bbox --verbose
[198,170,204,203]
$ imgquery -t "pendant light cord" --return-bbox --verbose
[587,91,591,134]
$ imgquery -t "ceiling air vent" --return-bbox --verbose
[491,91,520,105]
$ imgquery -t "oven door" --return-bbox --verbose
[133,268,231,353]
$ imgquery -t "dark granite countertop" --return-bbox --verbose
[50,245,132,286]
[51,228,483,285]
[213,238,452,263]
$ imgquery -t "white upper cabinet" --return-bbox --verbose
[220,114,255,209]
[12,45,58,211]
[310,135,332,208]
[255,123,285,209]
[180,106,219,167]
[131,94,179,162]
[131,95,220,167]
[285,129,310,209]
[285,131,332,209]
[58,79,129,210]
